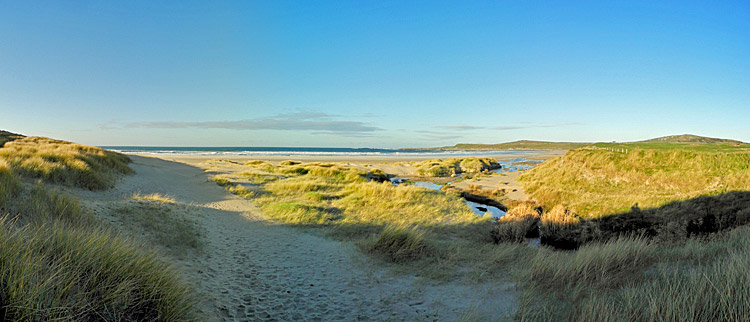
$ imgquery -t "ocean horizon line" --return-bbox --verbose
[102,146,539,157]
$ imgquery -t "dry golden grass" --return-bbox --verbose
[0,136,132,190]
[520,147,750,216]
[412,157,500,177]
[132,192,177,203]
[0,219,196,321]
[0,133,197,320]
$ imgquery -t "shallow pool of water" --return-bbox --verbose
[394,179,505,219]
[464,200,506,219]
[413,181,443,191]
[492,158,544,173]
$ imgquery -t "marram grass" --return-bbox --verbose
[0,132,197,320]
[0,136,132,190]
[519,147,750,216]
[0,219,196,321]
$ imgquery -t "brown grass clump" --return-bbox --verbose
[540,205,579,236]
[491,203,540,243]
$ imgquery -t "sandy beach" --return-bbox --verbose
[69,153,558,321]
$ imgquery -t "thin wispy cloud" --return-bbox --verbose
[432,125,485,131]
[433,122,583,132]
[103,112,384,134]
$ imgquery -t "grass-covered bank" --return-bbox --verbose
[520,146,750,216]
[503,143,750,320]
[0,132,196,321]
[515,226,750,321]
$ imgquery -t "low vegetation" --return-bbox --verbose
[0,220,195,321]
[516,226,750,321]
[132,192,177,203]
[520,146,750,216]
[509,140,750,321]
[0,132,196,321]
[412,157,500,177]
[0,136,132,190]
[114,197,203,256]
[212,160,497,277]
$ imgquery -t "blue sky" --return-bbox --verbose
[1,1,748,148]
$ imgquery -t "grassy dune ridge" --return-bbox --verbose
[520,146,750,216]
[0,133,196,321]
[508,142,750,320]
[0,136,133,190]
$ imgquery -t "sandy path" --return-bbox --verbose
[78,156,516,321]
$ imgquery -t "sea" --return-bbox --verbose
[101,146,537,158]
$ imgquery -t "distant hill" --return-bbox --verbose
[0,130,24,146]
[411,134,746,151]
[411,140,590,151]
[639,134,745,145]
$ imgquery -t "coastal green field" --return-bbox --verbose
[0,131,196,321]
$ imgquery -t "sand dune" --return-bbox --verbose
[74,156,517,321]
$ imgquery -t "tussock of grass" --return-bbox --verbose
[228,184,255,199]
[132,192,176,203]
[0,136,132,190]
[0,130,23,146]
[364,225,431,262]
[0,160,19,208]
[240,172,279,184]
[213,175,232,187]
[0,219,195,321]
[279,160,301,166]
[491,203,540,243]
[413,157,500,177]
[17,183,92,226]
